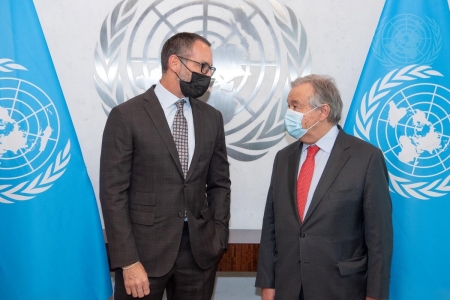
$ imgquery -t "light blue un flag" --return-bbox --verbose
[0,1,112,299]
[344,0,450,298]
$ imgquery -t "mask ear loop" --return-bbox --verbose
[172,55,191,83]
[304,105,324,130]
[174,69,193,84]
[305,104,323,115]
[306,119,321,130]
[174,71,183,81]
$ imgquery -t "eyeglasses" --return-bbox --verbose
[177,56,216,76]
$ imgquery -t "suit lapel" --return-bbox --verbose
[288,140,303,225]
[303,130,351,223]
[185,98,203,182]
[143,87,184,177]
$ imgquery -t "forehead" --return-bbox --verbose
[287,83,314,105]
[189,40,213,64]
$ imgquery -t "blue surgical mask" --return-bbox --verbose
[284,106,321,139]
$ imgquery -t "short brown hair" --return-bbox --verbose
[160,32,211,73]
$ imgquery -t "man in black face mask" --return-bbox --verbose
[100,32,231,300]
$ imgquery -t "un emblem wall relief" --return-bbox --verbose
[94,0,311,162]
[0,59,71,204]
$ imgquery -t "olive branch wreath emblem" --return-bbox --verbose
[227,2,311,161]
[352,64,450,200]
[94,0,311,161]
[0,59,71,204]
[372,16,442,69]
[94,0,138,116]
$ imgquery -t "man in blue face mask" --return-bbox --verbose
[256,75,393,300]
[100,32,230,300]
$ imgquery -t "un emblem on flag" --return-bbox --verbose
[372,14,442,69]
[94,0,311,161]
[0,59,70,204]
[377,84,449,178]
[0,78,59,179]
[352,65,450,200]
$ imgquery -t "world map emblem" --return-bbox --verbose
[372,14,442,69]
[0,59,70,204]
[352,64,450,200]
[94,0,311,161]
[377,83,449,178]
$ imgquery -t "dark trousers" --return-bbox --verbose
[114,223,218,300]
[299,288,304,300]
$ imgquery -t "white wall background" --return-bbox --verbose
[33,0,386,229]
[32,0,388,299]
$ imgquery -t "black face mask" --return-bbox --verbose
[177,71,211,98]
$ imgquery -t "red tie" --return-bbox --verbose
[297,145,320,222]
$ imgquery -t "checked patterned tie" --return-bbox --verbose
[173,99,188,179]
[297,145,320,222]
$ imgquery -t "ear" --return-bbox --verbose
[167,54,180,74]
[319,104,330,121]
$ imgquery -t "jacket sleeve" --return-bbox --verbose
[206,111,231,249]
[255,153,279,288]
[364,148,393,299]
[99,106,139,270]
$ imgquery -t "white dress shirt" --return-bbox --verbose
[154,81,195,169]
[297,125,339,219]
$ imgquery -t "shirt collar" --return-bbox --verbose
[154,81,190,109]
[302,125,339,154]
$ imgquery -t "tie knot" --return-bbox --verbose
[307,145,320,157]
[176,99,186,111]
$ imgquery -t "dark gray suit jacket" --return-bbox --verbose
[255,128,393,300]
[100,86,231,276]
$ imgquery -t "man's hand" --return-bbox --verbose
[261,288,275,300]
[123,262,150,298]
[366,297,383,300]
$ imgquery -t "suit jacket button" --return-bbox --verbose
[178,212,184,218]
[300,233,306,238]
